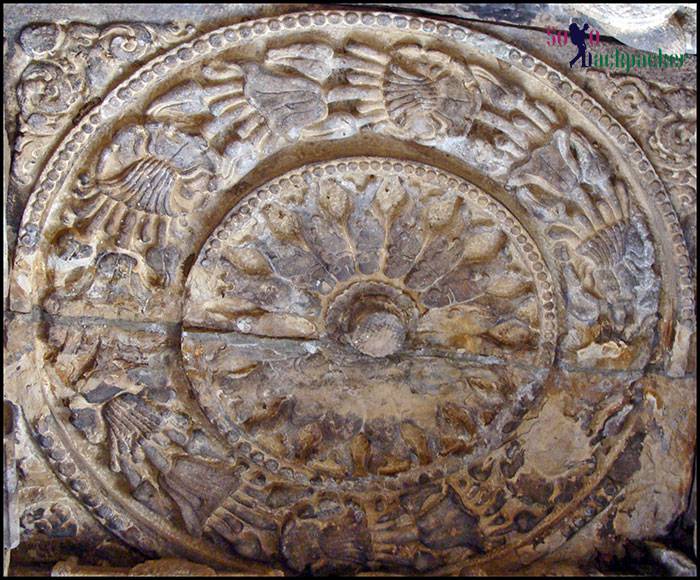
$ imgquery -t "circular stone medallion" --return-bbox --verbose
[13,8,693,576]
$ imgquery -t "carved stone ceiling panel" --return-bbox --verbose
[4,6,696,576]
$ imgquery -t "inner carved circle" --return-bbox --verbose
[182,158,559,487]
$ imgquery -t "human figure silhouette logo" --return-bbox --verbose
[569,22,590,68]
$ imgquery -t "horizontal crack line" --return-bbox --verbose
[7,308,696,380]
[7,307,182,335]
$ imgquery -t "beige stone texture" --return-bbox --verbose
[3,4,696,576]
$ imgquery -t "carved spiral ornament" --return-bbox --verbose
[9,9,695,576]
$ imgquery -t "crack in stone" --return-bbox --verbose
[7,308,694,380]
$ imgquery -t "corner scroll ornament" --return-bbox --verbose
[585,71,697,218]
[7,9,695,577]
[11,21,197,191]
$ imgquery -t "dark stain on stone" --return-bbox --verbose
[607,432,645,485]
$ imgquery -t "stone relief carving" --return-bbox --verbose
[4,8,696,576]
[11,21,196,192]
[585,70,697,220]
[20,504,78,540]
[509,128,659,368]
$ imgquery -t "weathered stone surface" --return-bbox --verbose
[368,4,698,54]
[4,4,696,576]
